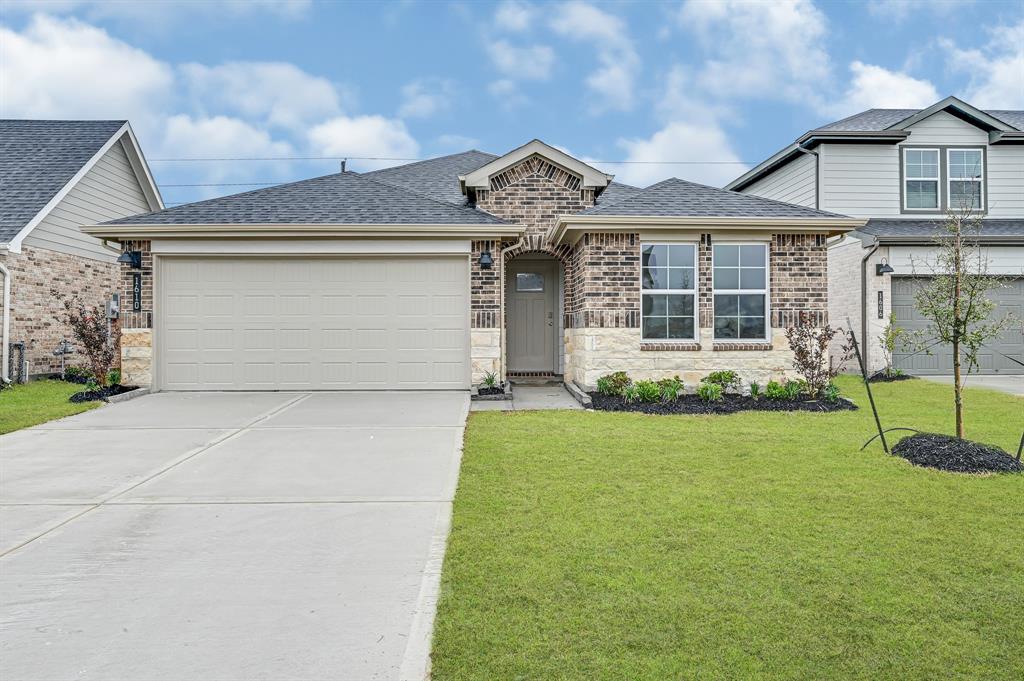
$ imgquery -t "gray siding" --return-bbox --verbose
[819,143,900,217]
[988,144,1024,217]
[24,138,152,261]
[742,152,817,208]
[901,110,988,145]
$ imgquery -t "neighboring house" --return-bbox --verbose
[0,120,163,380]
[728,97,1024,376]
[84,139,860,392]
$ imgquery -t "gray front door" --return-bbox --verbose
[507,260,557,372]
[891,276,1024,375]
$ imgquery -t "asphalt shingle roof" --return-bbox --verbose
[814,108,1023,133]
[362,150,497,205]
[580,178,848,219]
[0,119,126,243]
[860,218,1024,240]
[104,170,508,225]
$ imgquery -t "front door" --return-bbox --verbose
[507,259,557,372]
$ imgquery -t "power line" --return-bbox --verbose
[161,182,281,187]
[150,155,752,165]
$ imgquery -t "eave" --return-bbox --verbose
[83,223,526,241]
[990,130,1024,144]
[549,215,867,246]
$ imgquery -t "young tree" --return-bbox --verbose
[910,209,1015,438]
[52,292,120,387]
[784,312,851,398]
[877,313,907,378]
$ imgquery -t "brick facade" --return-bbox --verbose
[0,245,118,376]
[769,233,829,328]
[118,239,154,330]
[565,232,640,329]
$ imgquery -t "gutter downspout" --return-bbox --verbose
[0,262,10,383]
[860,239,880,372]
[795,146,820,210]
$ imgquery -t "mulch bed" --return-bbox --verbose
[868,371,916,383]
[588,393,857,415]
[477,386,506,396]
[69,385,139,403]
[893,432,1023,474]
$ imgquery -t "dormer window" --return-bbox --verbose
[903,148,939,210]
[947,148,984,211]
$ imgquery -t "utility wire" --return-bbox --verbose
[150,155,753,164]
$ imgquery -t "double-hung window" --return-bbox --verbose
[947,148,984,211]
[641,243,696,340]
[713,244,768,341]
[903,148,940,210]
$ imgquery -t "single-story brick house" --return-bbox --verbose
[0,120,163,380]
[84,140,862,391]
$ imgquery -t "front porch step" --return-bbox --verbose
[507,373,564,386]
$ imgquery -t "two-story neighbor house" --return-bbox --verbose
[0,120,163,380]
[83,139,861,392]
[727,97,1024,376]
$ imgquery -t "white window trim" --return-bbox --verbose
[946,147,985,212]
[902,147,941,211]
[640,241,698,342]
[711,242,771,343]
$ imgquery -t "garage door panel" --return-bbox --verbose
[159,256,469,390]
[892,276,1023,375]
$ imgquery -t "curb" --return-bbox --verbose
[563,381,592,408]
[105,387,151,404]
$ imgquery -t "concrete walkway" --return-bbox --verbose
[471,383,583,411]
[0,391,468,681]
[921,375,1024,396]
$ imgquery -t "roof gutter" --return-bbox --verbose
[82,223,527,240]
[989,130,1024,144]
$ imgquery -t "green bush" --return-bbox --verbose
[696,382,724,402]
[702,370,741,392]
[107,368,121,386]
[765,379,807,400]
[596,371,631,396]
[748,381,762,399]
[633,380,661,403]
[657,376,684,402]
[62,365,94,385]
[764,380,787,400]
[481,371,499,389]
[622,383,641,403]
[823,383,841,402]
[785,380,807,399]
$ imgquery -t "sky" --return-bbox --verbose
[1,0,1022,207]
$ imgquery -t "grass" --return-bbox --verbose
[432,376,1024,680]
[0,380,99,434]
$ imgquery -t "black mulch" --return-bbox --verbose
[69,385,139,403]
[588,392,858,415]
[868,371,916,383]
[893,432,1022,474]
[477,386,506,396]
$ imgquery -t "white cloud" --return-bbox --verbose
[494,0,534,31]
[487,78,529,107]
[612,121,747,188]
[308,116,420,171]
[676,0,830,105]
[867,0,975,21]
[0,14,173,133]
[548,1,639,112]
[944,21,1024,109]
[180,61,344,131]
[486,39,555,80]
[2,0,311,24]
[398,78,456,118]
[825,61,939,117]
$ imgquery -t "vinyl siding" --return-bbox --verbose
[902,110,989,145]
[988,144,1024,217]
[819,143,900,217]
[25,138,152,261]
[741,152,817,208]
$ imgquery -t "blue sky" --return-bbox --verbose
[2,0,1022,206]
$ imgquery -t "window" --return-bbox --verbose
[641,243,696,340]
[515,272,544,292]
[903,148,940,209]
[713,244,768,341]
[947,148,984,211]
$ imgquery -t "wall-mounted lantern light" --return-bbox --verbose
[117,250,142,269]
[479,248,494,270]
[875,258,894,276]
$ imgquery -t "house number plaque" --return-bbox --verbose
[132,273,142,312]
[877,290,884,319]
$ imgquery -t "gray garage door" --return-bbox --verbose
[891,276,1024,375]
[158,256,469,390]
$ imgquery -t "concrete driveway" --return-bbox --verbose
[921,375,1024,396]
[0,391,468,681]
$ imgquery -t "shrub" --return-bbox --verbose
[878,314,908,378]
[696,381,724,402]
[823,383,841,402]
[784,379,806,400]
[481,371,499,389]
[52,292,120,388]
[622,383,641,403]
[63,365,94,384]
[657,376,684,402]
[784,312,851,398]
[107,368,122,386]
[702,370,741,392]
[748,381,762,399]
[634,380,662,403]
[764,380,788,400]
[596,371,631,396]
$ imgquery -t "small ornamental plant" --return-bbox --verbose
[633,380,661,403]
[878,314,907,378]
[657,376,684,402]
[696,381,724,402]
[52,292,120,388]
[702,370,741,392]
[784,312,850,399]
[596,371,631,397]
[748,381,762,399]
[481,372,499,389]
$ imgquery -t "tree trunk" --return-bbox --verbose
[953,336,963,439]
[953,227,964,439]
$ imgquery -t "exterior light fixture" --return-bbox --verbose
[479,249,494,270]
[875,259,894,276]
[117,250,142,269]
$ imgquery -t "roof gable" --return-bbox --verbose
[884,96,1017,133]
[459,139,613,195]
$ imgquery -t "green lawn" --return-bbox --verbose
[433,377,1023,680]
[0,380,99,434]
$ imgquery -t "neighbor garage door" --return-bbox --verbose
[158,256,469,390]
[891,276,1024,375]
